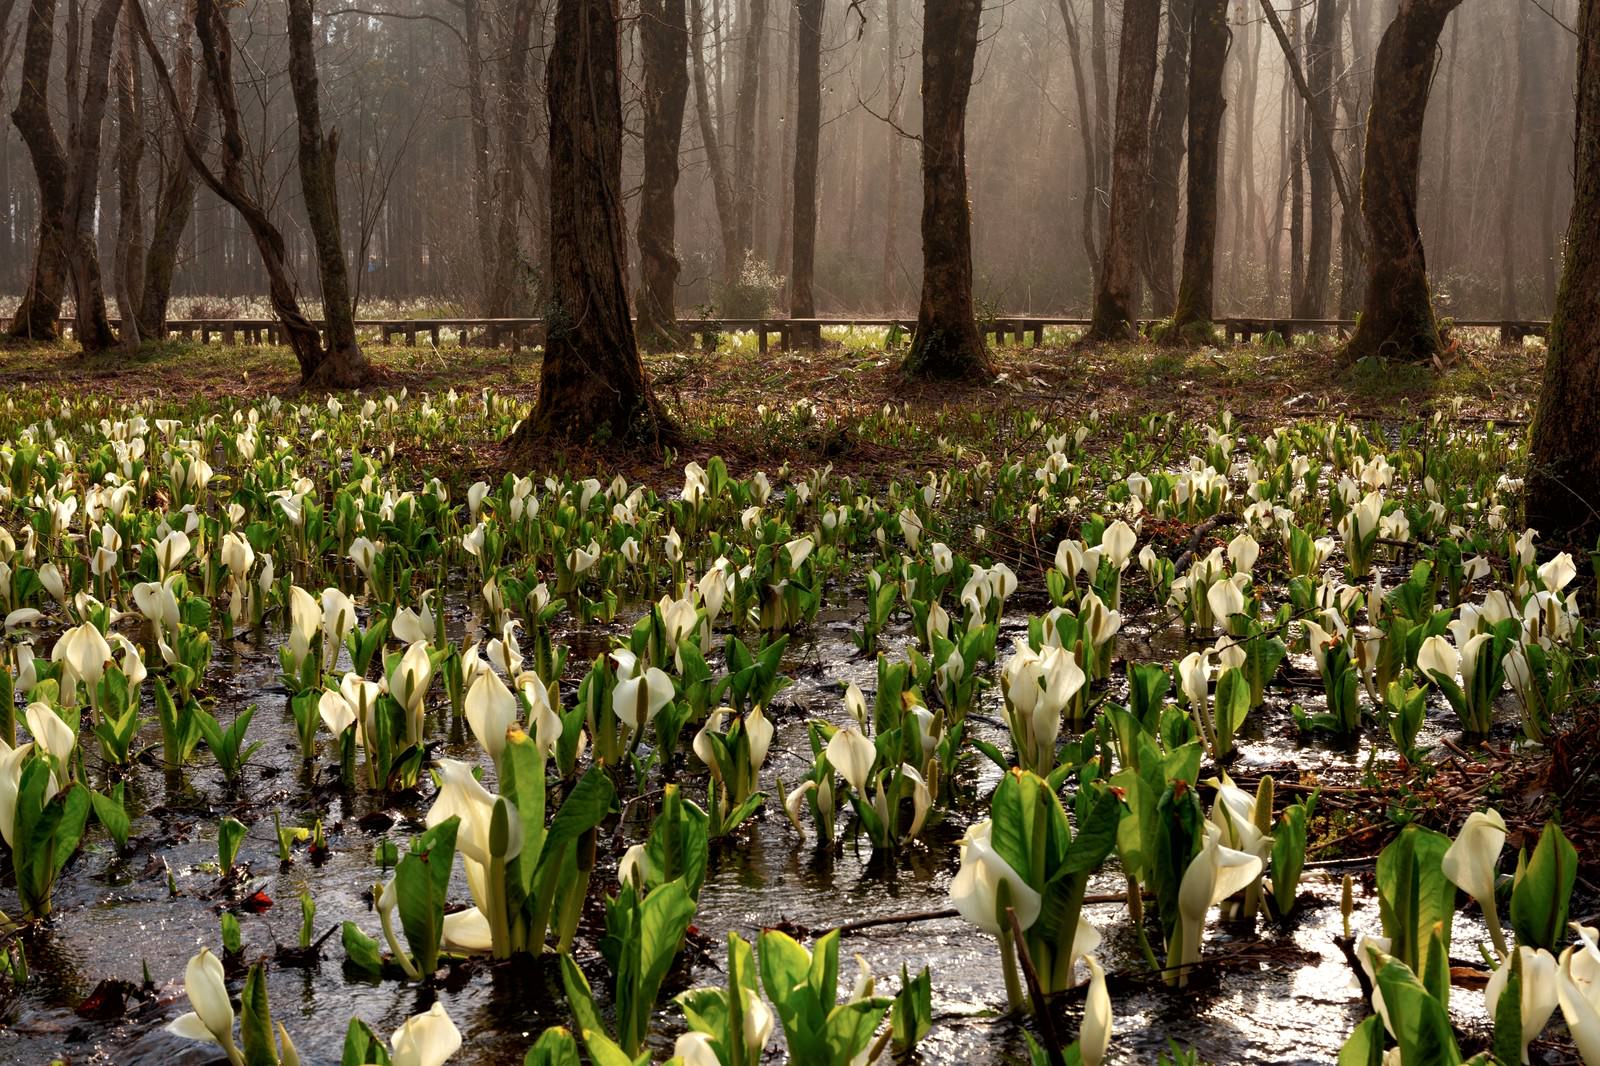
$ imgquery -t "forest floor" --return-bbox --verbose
[0,328,1543,488]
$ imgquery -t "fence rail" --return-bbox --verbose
[47,315,1550,352]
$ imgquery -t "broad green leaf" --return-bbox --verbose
[1510,821,1577,952]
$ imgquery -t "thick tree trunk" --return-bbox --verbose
[1084,0,1161,341]
[463,0,497,313]
[636,0,688,350]
[9,0,68,340]
[1526,0,1600,543]
[62,0,123,354]
[286,0,367,388]
[1143,0,1192,316]
[689,0,739,280]
[1341,0,1464,364]
[902,0,991,380]
[138,3,210,337]
[514,0,659,443]
[787,0,821,347]
[114,11,144,348]
[1295,0,1334,318]
[1168,0,1229,338]
[1499,2,1530,321]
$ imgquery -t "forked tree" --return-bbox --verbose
[1527,0,1600,543]
[1083,0,1161,342]
[1342,0,1465,363]
[902,0,992,381]
[510,0,661,444]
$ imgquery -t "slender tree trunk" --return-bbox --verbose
[690,0,739,279]
[1090,0,1112,256]
[1143,0,1192,317]
[488,0,536,317]
[1434,14,1457,277]
[881,0,902,309]
[731,0,764,258]
[1498,1,1529,321]
[1526,0,1600,542]
[1342,0,1464,364]
[514,0,660,443]
[1084,0,1161,341]
[62,0,123,354]
[637,0,688,349]
[902,0,991,380]
[1296,0,1334,317]
[787,0,821,346]
[114,10,143,348]
[287,0,366,387]
[1057,0,1102,279]
[1168,0,1229,338]
[138,0,209,337]
[463,0,497,313]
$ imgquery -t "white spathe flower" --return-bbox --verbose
[826,724,876,794]
[784,536,814,570]
[426,759,521,870]
[1175,822,1264,979]
[1559,934,1600,1066]
[318,689,357,736]
[1540,552,1578,593]
[674,1032,721,1066]
[180,948,234,1045]
[1417,634,1461,684]
[1102,519,1137,569]
[389,640,434,719]
[390,1002,462,1066]
[612,666,675,730]
[950,818,1041,936]
[287,585,320,668]
[321,587,357,668]
[1485,946,1559,1064]
[1081,954,1113,1066]
[154,529,191,576]
[24,702,75,761]
[465,670,520,761]
[1442,808,1508,957]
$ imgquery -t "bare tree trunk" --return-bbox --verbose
[1143,0,1192,317]
[463,0,497,313]
[62,0,123,353]
[513,0,660,443]
[1342,0,1464,364]
[1090,0,1112,256]
[902,0,991,380]
[9,0,68,340]
[287,0,366,387]
[1434,13,1457,278]
[488,0,536,318]
[1084,0,1160,342]
[637,0,688,349]
[1168,0,1229,339]
[880,0,901,309]
[731,0,764,258]
[1057,0,1101,279]
[114,9,143,348]
[1526,0,1600,542]
[690,0,739,280]
[138,0,209,337]
[1296,0,1334,317]
[1498,1,1529,321]
[787,0,820,347]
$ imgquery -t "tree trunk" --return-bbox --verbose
[731,0,765,258]
[138,1,210,338]
[487,0,537,318]
[1143,0,1192,316]
[513,0,660,443]
[880,0,902,309]
[9,0,69,340]
[637,0,688,350]
[689,0,740,280]
[114,9,144,348]
[1168,0,1229,338]
[1295,0,1334,318]
[1526,0,1600,543]
[1498,1,1529,321]
[1058,0,1103,283]
[464,0,497,313]
[902,0,991,380]
[787,0,821,347]
[1084,0,1160,342]
[1341,0,1464,364]
[286,0,367,388]
[61,0,123,354]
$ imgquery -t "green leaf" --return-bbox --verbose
[1271,803,1309,916]
[394,816,459,975]
[1337,1014,1386,1066]
[523,1027,581,1066]
[1510,821,1577,952]
[1376,826,1455,1005]
[341,921,384,977]
[89,783,130,850]
[219,816,247,872]
[1491,947,1523,1066]
[1373,957,1462,1066]
[239,962,277,1066]
[890,965,933,1053]
[340,1018,393,1066]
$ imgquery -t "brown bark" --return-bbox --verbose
[731,0,764,258]
[1341,0,1464,364]
[1057,0,1102,278]
[1499,2,1530,320]
[1296,0,1335,317]
[902,0,991,380]
[114,10,143,348]
[287,0,367,388]
[513,0,660,443]
[1168,0,1229,337]
[61,0,123,353]
[487,0,536,318]
[1526,0,1600,542]
[689,0,739,279]
[9,0,68,340]
[137,1,210,337]
[880,0,902,308]
[1084,0,1160,341]
[787,0,820,347]
[1143,0,1192,316]
[636,0,688,350]
[463,0,496,312]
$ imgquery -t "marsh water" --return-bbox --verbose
[0,577,1512,1065]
